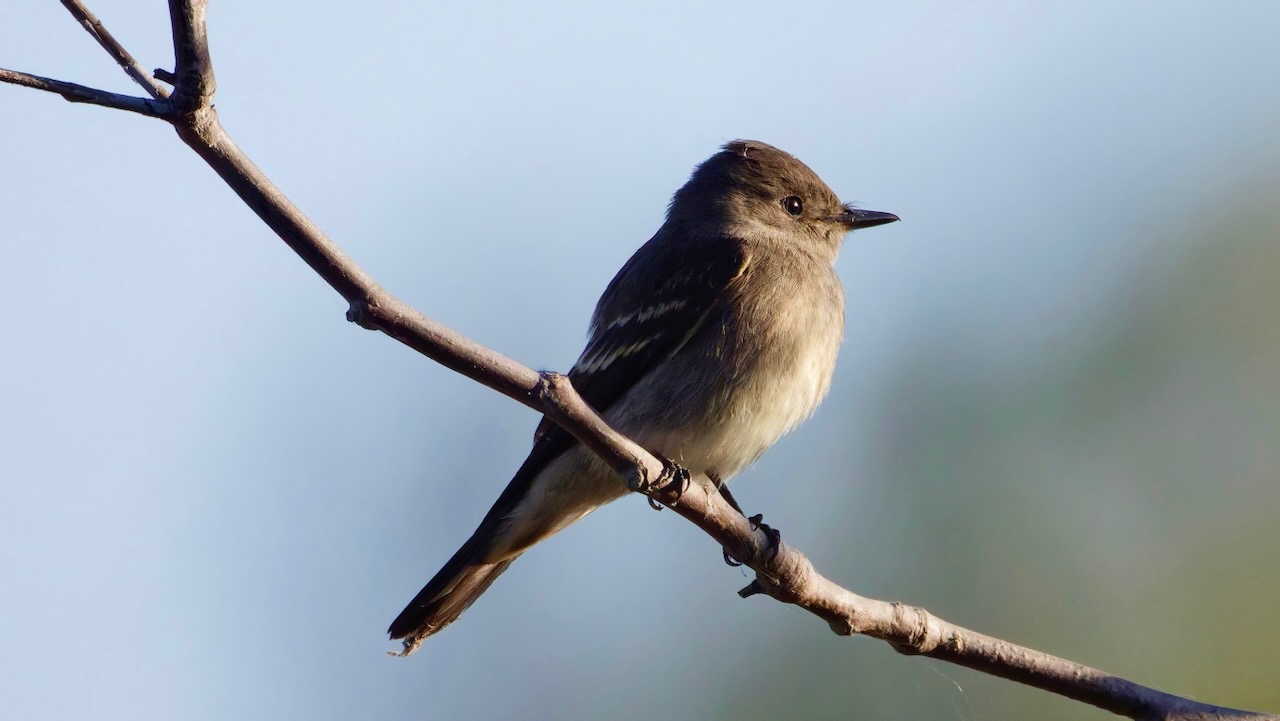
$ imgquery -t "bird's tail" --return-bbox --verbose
[389,432,578,654]
[387,538,521,655]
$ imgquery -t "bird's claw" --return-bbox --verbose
[724,515,781,566]
[748,513,783,562]
[643,457,690,511]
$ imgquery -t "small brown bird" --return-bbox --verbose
[389,140,898,654]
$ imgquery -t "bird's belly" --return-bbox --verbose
[640,298,842,482]
[695,335,838,478]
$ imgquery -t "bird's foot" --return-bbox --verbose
[748,513,783,563]
[725,514,783,569]
[645,457,690,511]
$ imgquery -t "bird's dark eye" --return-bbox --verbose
[782,195,804,216]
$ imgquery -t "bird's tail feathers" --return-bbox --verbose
[387,529,521,655]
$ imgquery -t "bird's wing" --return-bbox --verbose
[536,235,750,446]
[482,235,750,528]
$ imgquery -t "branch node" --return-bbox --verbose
[535,370,568,398]
[346,299,378,329]
[154,68,176,85]
[534,370,574,423]
[890,602,944,655]
[738,580,766,598]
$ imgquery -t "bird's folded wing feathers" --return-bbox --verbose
[460,236,749,537]
[534,236,750,445]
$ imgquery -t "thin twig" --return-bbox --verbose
[0,3,1273,720]
[0,67,168,118]
[59,0,168,99]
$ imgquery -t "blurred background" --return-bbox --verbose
[2,2,1278,719]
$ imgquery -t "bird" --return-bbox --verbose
[388,140,897,654]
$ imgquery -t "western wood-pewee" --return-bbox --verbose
[389,140,898,654]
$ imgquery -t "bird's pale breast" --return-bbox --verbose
[623,243,844,482]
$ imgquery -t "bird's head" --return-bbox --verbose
[669,139,898,256]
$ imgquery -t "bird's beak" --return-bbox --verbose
[837,206,900,230]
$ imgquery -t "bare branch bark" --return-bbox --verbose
[0,4,1273,721]
[0,67,168,117]
[59,0,169,99]
[166,0,213,112]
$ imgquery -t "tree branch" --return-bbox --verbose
[59,0,169,99]
[644,482,1268,721]
[0,67,168,118]
[166,0,214,114]
[0,3,1273,720]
